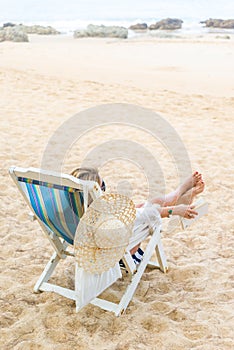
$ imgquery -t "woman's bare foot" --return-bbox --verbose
[177,180,205,205]
[193,180,205,195]
[178,172,202,196]
[156,172,203,207]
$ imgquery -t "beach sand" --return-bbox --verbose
[0,34,234,349]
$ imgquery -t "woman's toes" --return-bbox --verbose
[194,181,205,194]
[193,172,203,186]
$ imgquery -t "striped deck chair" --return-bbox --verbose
[9,166,168,316]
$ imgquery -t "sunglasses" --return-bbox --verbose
[101,180,106,192]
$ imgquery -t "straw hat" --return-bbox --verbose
[74,193,136,274]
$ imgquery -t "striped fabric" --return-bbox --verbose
[18,178,84,245]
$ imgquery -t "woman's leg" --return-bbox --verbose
[176,180,205,205]
[130,243,141,255]
[150,172,202,207]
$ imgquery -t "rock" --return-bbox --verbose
[200,18,234,29]
[74,24,128,39]
[73,29,88,38]
[129,23,148,30]
[0,31,4,42]
[3,22,16,28]
[149,18,183,30]
[19,25,60,35]
[215,35,231,39]
[0,26,29,42]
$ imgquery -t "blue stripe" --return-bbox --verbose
[25,183,84,245]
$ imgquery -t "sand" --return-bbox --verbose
[0,34,234,350]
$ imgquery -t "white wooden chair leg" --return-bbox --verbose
[75,263,80,312]
[115,259,147,316]
[116,229,161,315]
[122,251,137,274]
[34,252,61,293]
[156,240,168,273]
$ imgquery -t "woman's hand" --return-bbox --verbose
[173,204,198,219]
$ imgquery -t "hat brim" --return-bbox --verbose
[74,193,136,274]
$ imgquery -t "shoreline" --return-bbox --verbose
[1,19,234,37]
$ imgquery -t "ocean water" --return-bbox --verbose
[0,0,233,35]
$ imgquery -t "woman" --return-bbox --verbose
[71,167,204,218]
[71,167,204,261]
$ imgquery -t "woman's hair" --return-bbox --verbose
[70,167,101,185]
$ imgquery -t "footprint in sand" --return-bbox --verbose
[183,323,210,340]
[141,316,169,332]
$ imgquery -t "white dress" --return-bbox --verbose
[128,201,162,249]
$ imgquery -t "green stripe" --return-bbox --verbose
[18,177,77,193]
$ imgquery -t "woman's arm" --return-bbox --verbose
[157,204,198,219]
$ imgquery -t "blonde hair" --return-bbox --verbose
[70,167,101,185]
